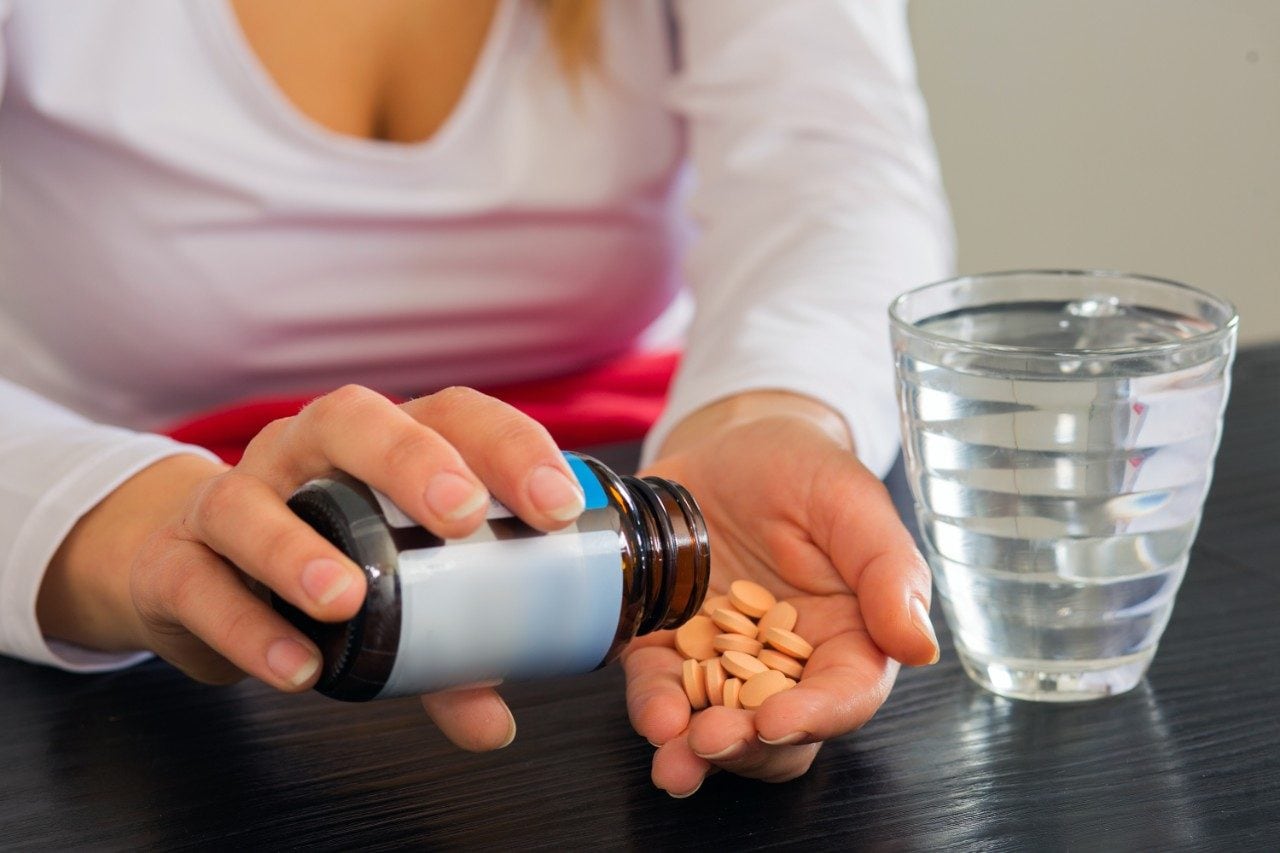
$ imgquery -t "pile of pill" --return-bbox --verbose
[674,580,814,711]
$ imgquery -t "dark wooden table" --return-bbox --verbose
[3,345,1278,851]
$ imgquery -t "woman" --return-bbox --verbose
[0,0,951,797]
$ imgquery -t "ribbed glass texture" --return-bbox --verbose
[891,271,1237,701]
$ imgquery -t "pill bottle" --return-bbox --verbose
[274,453,711,701]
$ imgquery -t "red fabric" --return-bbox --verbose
[163,350,680,465]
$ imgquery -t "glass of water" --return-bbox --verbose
[890,270,1238,702]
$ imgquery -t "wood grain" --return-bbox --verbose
[2,345,1278,850]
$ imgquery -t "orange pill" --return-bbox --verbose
[762,626,814,661]
[713,633,763,657]
[722,677,742,710]
[728,580,776,618]
[700,593,731,617]
[739,669,795,710]
[757,600,798,635]
[758,648,804,679]
[711,608,757,639]
[674,615,719,661]
[682,657,709,710]
[704,658,726,706]
[721,650,768,681]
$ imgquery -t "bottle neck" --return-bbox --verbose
[619,474,711,635]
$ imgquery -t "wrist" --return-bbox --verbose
[38,452,229,652]
[658,390,853,459]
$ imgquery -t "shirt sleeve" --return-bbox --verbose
[643,0,955,477]
[0,377,223,671]
[0,0,220,674]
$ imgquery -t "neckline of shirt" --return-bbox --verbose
[195,0,520,168]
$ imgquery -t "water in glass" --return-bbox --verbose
[897,295,1233,700]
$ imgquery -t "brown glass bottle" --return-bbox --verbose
[274,453,711,700]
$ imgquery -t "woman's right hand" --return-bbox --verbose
[37,385,587,751]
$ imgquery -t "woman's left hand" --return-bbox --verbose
[623,392,940,797]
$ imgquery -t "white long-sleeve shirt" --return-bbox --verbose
[0,0,953,671]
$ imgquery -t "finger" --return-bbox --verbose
[650,733,711,798]
[242,385,491,539]
[814,464,939,666]
[858,544,940,666]
[752,630,899,745]
[686,709,820,782]
[419,687,517,752]
[183,471,367,622]
[136,537,322,692]
[405,387,585,531]
[685,705,759,762]
[621,642,691,746]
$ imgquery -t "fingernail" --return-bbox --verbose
[758,731,809,746]
[668,778,704,799]
[497,710,517,749]
[527,465,585,522]
[300,558,355,606]
[425,472,489,521]
[266,639,319,688]
[694,740,748,761]
[910,595,941,664]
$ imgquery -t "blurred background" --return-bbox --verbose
[910,0,1279,344]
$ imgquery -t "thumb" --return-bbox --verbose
[813,463,940,666]
[855,545,940,667]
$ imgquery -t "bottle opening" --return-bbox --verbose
[623,475,711,634]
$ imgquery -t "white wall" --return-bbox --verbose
[910,0,1280,344]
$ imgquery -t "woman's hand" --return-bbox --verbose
[37,385,588,751]
[623,391,939,796]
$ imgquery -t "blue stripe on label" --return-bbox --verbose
[564,454,608,510]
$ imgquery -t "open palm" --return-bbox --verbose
[623,415,938,796]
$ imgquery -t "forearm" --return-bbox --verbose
[37,453,228,653]
[656,390,853,459]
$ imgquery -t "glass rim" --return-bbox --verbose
[888,269,1240,358]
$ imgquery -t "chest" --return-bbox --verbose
[0,0,687,423]
[228,0,501,143]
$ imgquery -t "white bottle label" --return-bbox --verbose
[377,523,624,697]
[370,454,623,697]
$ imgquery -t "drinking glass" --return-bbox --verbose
[890,270,1237,701]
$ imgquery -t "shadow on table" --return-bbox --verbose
[940,681,1202,848]
[603,667,1204,850]
[7,621,1207,849]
